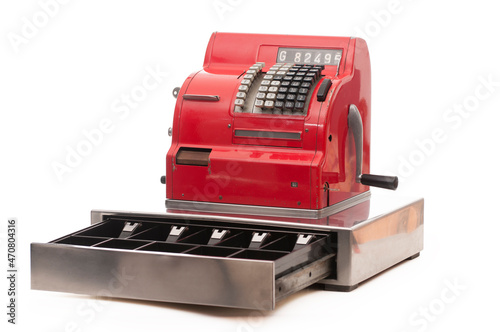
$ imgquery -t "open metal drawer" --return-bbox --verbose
[31,212,336,310]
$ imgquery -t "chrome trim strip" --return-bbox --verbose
[164,191,371,219]
[234,130,301,140]
[182,94,220,101]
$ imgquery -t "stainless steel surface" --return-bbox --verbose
[182,94,220,101]
[47,194,424,310]
[296,234,313,245]
[275,254,335,302]
[31,243,276,310]
[164,190,371,219]
[318,197,424,288]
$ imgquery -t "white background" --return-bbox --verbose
[1,0,499,331]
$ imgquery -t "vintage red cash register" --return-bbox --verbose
[32,32,424,310]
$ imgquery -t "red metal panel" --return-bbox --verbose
[166,33,372,210]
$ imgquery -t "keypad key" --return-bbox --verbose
[301,82,312,88]
[281,81,291,87]
[271,80,281,86]
[278,87,288,93]
[266,93,276,100]
[263,75,274,80]
[275,100,284,109]
[258,86,269,92]
[241,79,252,85]
[299,68,308,72]
[268,86,278,93]
[293,76,303,81]
[288,67,299,72]
[273,75,284,81]
[294,101,305,110]
[290,81,301,87]
[256,92,266,99]
[243,74,255,81]
[286,94,296,101]
[299,88,309,95]
[236,92,247,99]
[264,100,274,108]
[296,94,306,102]
[255,99,264,107]
[283,76,294,81]
[276,71,287,75]
[276,93,286,100]
[246,69,257,74]
[303,77,314,83]
[288,87,298,94]
[296,71,306,76]
[267,71,277,75]
[313,65,325,70]
[235,99,244,106]
[261,80,271,86]
[238,85,249,92]
[284,101,295,110]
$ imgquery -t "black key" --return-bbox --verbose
[290,81,301,87]
[299,88,309,95]
[303,76,314,83]
[288,87,298,94]
[293,76,303,81]
[283,76,294,81]
[303,64,313,68]
[273,75,284,81]
[301,82,312,88]
[281,81,291,87]
[284,101,295,110]
[296,71,306,76]
[275,100,284,109]
[295,101,305,110]
[299,68,308,72]
[278,87,288,93]
[276,93,286,101]
[313,65,325,70]
[288,67,299,72]
[296,94,306,102]
[317,79,332,102]
[286,94,296,101]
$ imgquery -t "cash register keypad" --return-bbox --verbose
[234,62,324,116]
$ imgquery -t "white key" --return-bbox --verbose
[261,80,271,86]
[256,92,266,99]
[277,71,287,75]
[271,80,281,86]
[258,86,268,92]
[243,74,254,81]
[268,86,278,93]
[264,100,274,108]
[267,71,277,75]
[238,85,249,92]
[241,79,251,85]
[246,69,257,74]
[266,93,276,100]
[263,75,274,80]
[255,99,264,107]
[236,92,246,99]
[235,99,245,106]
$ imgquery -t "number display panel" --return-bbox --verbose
[277,48,342,66]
